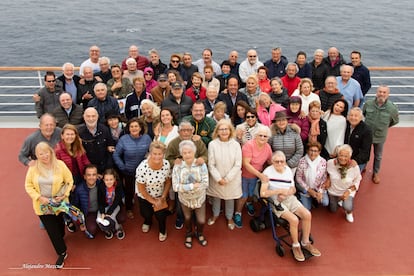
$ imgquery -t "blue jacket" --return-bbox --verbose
[72,179,102,216]
[87,96,120,124]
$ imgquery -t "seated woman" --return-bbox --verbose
[256,92,285,126]
[325,144,362,223]
[261,151,321,262]
[287,96,310,142]
[207,101,229,123]
[295,142,328,210]
[269,77,289,108]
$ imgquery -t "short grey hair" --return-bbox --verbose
[178,140,196,155]
[336,144,353,157]
[99,56,110,65]
[178,120,194,131]
[271,150,286,162]
[254,125,271,138]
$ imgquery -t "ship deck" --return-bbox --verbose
[1,125,413,275]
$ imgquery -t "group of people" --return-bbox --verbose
[23,45,399,266]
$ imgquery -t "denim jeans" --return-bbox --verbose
[299,191,329,210]
[328,194,354,213]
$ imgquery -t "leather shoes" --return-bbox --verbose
[372,173,380,184]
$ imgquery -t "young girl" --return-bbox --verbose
[97,169,125,240]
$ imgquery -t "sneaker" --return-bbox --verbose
[337,200,343,207]
[175,218,183,230]
[302,243,321,257]
[346,212,354,223]
[116,227,125,240]
[234,213,242,228]
[66,221,76,233]
[105,231,113,239]
[141,224,150,233]
[207,217,217,226]
[55,252,67,269]
[159,232,167,242]
[292,245,305,262]
[246,202,255,217]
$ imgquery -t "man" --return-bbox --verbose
[203,86,220,114]
[264,47,289,78]
[79,45,101,76]
[121,45,149,71]
[78,66,98,108]
[18,113,61,166]
[319,76,344,111]
[78,107,115,174]
[228,50,240,77]
[87,83,120,124]
[363,85,399,184]
[193,48,222,76]
[94,57,112,84]
[123,58,143,83]
[35,71,63,118]
[57,62,81,103]
[238,49,264,84]
[52,92,84,128]
[323,47,346,76]
[148,48,167,80]
[336,65,363,110]
[182,52,199,89]
[310,49,329,92]
[161,81,193,122]
[281,63,301,96]
[151,73,171,106]
[183,101,216,146]
[348,51,371,98]
[218,76,248,116]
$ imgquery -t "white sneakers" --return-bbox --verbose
[141,224,150,233]
[159,232,167,242]
[346,212,354,223]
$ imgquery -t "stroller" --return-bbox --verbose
[250,181,314,259]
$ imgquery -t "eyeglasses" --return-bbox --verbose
[46,80,56,83]
[258,134,268,138]
[246,115,256,119]
[218,128,229,131]
[273,160,284,164]
[249,55,257,58]
[171,60,180,63]
[308,149,320,153]
[180,128,193,132]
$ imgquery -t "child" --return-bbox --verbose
[97,168,125,240]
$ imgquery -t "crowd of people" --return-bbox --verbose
[23,45,399,267]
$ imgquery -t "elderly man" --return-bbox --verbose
[35,71,63,118]
[264,47,289,78]
[18,113,61,166]
[78,66,98,108]
[348,51,371,98]
[161,81,193,122]
[218,76,248,116]
[363,85,399,184]
[121,45,149,71]
[281,63,301,96]
[94,57,112,84]
[87,82,120,123]
[78,107,115,174]
[319,76,344,111]
[57,62,81,103]
[151,73,171,106]
[238,49,264,84]
[123,57,144,83]
[148,48,167,80]
[182,52,199,89]
[323,47,346,76]
[183,101,216,146]
[79,45,101,75]
[52,92,84,128]
[336,65,363,111]
[227,50,240,76]
[193,48,222,76]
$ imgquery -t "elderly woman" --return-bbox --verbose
[207,101,229,123]
[136,141,171,242]
[140,99,161,139]
[154,107,179,146]
[143,67,157,98]
[295,142,328,210]
[25,142,73,268]
[269,111,304,174]
[269,77,289,108]
[344,107,373,172]
[257,66,271,93]
[172,140,209,249]
[185,72,206,102]
[292,78,320,116]
[207,119,242,230]
[113,118,152,219]
[107,64,133,99]
[323,99,348,158]
[326,144,362,223]
[261,151,321,262]
[239,74,261,109]
[256,92,285,126]
[287,96,310,142]
[235,109,264,146]
[234,125,273,228]
[307,101,328,158]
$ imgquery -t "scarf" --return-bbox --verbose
[308,117,320,143]
[305,155,321,189]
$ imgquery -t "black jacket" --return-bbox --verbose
[344,121,372,164]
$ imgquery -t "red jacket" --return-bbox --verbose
[55,141,90,176]
[281,76,301,96]
[185,86,207,103]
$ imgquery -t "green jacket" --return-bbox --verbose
[183,115,216,146]
[363,99,399,143]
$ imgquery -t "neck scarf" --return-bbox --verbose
[308,117,320,143]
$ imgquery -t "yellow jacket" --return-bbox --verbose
[25,160,73,215]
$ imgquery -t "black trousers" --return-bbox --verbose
[39,213,66,255]
[138,197,168,235]
[124,174,135,211]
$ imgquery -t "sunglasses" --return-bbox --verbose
[145,72,153,75]
[171,60,180,63]
[46,80,56,83]
[246,115,256,119]
[249,55,257,58]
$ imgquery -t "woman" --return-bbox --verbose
[269,77,289,108]
[136,141,171,242]
[125,76,147,120]
[234,125,273,228]
[185,72,206,102]
[295,142,328,210]
[231,100,251,127]
[172,140,209,249]
[287,96,310,142]
[207,119,242,230]
[269,111,304,174]
[140,99,161,139]
[310,49,328,92]
[207,101,229,123]
[106,112,124,144]
[143,67,157,98]
[291,78,320,116]
[326,144,362,223]
[235,109,264,146]
[256,92,285,126]
[239,74,261,109]
[107,64,133,99]
[261,151,321,262]
[257,66,271,93]
[295,51,312,79]
[25,142,73,268]
[322,99,348,158]
[154,107,179,146]
[307,101,329,159]
[167,69,183,84]
[113,118,152,219]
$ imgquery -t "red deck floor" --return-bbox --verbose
[1,127,413,275]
